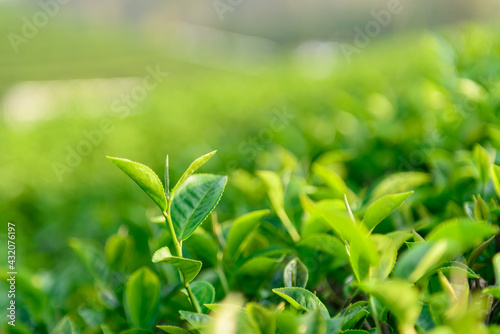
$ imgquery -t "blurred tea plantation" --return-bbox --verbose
[2,3,500,332]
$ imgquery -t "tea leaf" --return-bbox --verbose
[107,157,167,211]
[284,257,309,288]
[179,311,211,331]
[492,165,500,199]
[370,172,430,200]
[473,144,493,184]
[363,191,413,232]
[124,267,160,329]
[360,280,421,332]
[273,287,329,318]
[393,241,448,283]
[157,325,191,334]
[226,210,270,262]
[172,150,217,195]
[171,174,227,241]
[474,195,489,221]
[190,281,215,313]
[426,218,498,253]
[152,246,202,283]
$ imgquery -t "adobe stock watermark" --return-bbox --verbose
[52,65,169,182]
[212,0,243,21]
[7,0,72,54]
[340,0,411,62]
[221,107,295,174]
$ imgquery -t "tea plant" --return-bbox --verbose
[88,145,500,334]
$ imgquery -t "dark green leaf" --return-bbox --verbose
[284,257,309,288]
[190,281,215,313]
[171,174,227,241]
[233,256,282,294]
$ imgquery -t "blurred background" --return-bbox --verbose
[1,0,500,332]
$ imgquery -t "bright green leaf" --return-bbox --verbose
[247,302,276,334]
[426,218,498,253]
[226,210,270,262]
[363,191,413,232]
[492,165,500,199]
[157,325,191,334]
[393,241,448,283]
[107,156,167,211]
[370,172,430,201]
[473,144,493,184]
[301,308,327,334]
[171,174,227,241]
[273,287,329,318]
[172,150,217,195]
[474,195,489,221]
[124,267,160,329]
[257,170,285,210]
[317,204,379,266]
[436,261,479,279]
[152,246,202,283]
[360,280,421,332]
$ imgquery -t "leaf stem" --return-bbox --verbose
[369,295,383,334]
[163,209,201,313]
[164,210,183,257]
[185,282,202,313]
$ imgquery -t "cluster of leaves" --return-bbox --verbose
[53,144,500,334]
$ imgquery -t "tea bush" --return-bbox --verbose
[93,146,500,334]
[2,23,500,334]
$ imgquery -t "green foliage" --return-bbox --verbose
[7,23,500,334]
[124,267,160,329]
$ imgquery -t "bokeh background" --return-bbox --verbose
[1,0,500,332]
